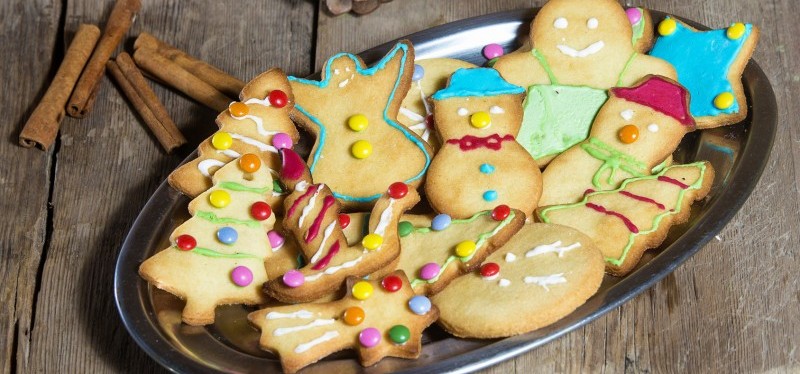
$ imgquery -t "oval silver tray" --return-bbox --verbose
[115,8,777,374]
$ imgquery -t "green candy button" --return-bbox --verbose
[398,221,414,237]
[389,325,410,344]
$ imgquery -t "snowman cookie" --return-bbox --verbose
[426,68,542,219]
[539,75,695,206]
[432,223,604,338]
[493,0,677,166]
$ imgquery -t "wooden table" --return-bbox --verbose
[2,0,797,372]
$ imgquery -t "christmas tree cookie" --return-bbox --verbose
[139,153,287,325]
[537,161,715,275]
[649,17,759,128]
[493,0,677,166]
[169,68,300,198]
[432,223,604,338]
[288,41,432,209]
[263,148,420,303]
[426,68,542,219]
[249,271,437,373]
[539,75,695,206]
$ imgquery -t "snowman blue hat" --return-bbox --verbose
[431,68,525,100]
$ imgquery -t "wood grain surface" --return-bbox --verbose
[2,0,797,373]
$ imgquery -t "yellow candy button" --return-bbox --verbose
[658,19,677,36]
[470,111,491,129]
[714,92,735,110]
[727,23,746,40]
[211,132,233,150]
[351,140,373,159]
[229,102,249,117]
[209,190,231,208]
[362,233,384,250]
[348,114,369,132]
[352,281,373,300]
[455,240,477,258]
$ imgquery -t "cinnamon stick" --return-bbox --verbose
[133,47,231,112]
[134,32,244,98]
[107,55,186,153]
[19,24,101,150]
[67,0,141,118]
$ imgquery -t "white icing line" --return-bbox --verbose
[556,40,605,58]
[229,133,278,153]
[217,149,240,158]
[309,221,337,264]
[399,107,426,122]
[304,255,364,282]
[525,241,581,258]
[294,331,339,353]
[373,199,395,236]
[231,113,280,137]
[523,273,567,291]
[489,105,504,114]
[244,97,271,107]
[298,185,323,227]
[295,180,309,192]
[621,109,634,121]
[266,310,314,320]
[417,80,432,115]
[273,319,335,336]
[197,159,225,177]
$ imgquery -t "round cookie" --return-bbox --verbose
[432,223,605,338]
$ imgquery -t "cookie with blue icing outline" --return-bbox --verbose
[288,41,433,210]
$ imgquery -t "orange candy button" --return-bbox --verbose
[343,306,365,326]
[239,153,261,173]
[229,102,249,117]
[618,125,640,144]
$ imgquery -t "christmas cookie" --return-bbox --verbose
[168,69,299,198]
[649,17,759,129]
[493,0,677,166]
[432,223,604,338]
[139,153,283,325]
[539,75,695,206]
[398,58,476,150]
[288,41,432,209]
[537,161,715,275]
[263,149,419,303]
[426,68,542,218]
[248,271,437,373]
[382,206,525,295]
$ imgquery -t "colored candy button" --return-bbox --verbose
[381,275,403,292]
[267,230,285,249]
[388,182,408,199]
[239,153,261,173]
[250,201,272,220]
[727,22,746,40]
[482,43,504,59]
[714,92,735,110]
[175,234,196,251]
[338,213,351,229]
[208,190,231,208]
[480,262,500,278]
[352,281,374,300]
[658,18,677,36]
[359,327,381,348]
[408,295,432,315]
[618,125,640,144]
[470,111,491,129]
[389,325,410,344]
[482,190,498,202]
[268,90,288,108]
[348,114,369,132]
[412,64,425,82]
[431,214,452,231]
[230,266,253,287]
[626,7,642,25]
[351,140,373,159]
[216,227,238,245]
[455,241,477,258]
[419,262,441,280]
[492,205,511,221]
[362,233,383,250]
[479,163,495,174]
[229,101,249,117]
[211,132,233,150]
[398,221,414,237]
[282,270,305,288]
[271,132,293,150]
[343,306,365,326]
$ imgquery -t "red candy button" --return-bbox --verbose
[338,213,351,229]
[250,201,272,220]
[480,262,500,278]
[387,182,408,199]
[491,205,510,221]
[268,90,288,108]
[176,234,196,251]
[381,275,402,292]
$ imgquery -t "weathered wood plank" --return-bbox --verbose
[23,0,314,372]
[315,0,800,373]
[0,0,60,372]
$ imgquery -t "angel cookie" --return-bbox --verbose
[140,153,288,325]
[649,18,760,128]
[493,0,676,165]
[426,68,542,218]
[288,41,432,209]
[263,149,419,303]
[249,271,437,373]
[538,162,715,275]
[432,223,604,338]
[169,69,299,198]
[539,75,694,206]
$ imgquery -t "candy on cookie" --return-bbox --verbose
[248,271,438,373]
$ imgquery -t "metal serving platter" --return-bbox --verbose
[115,9,777,374]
